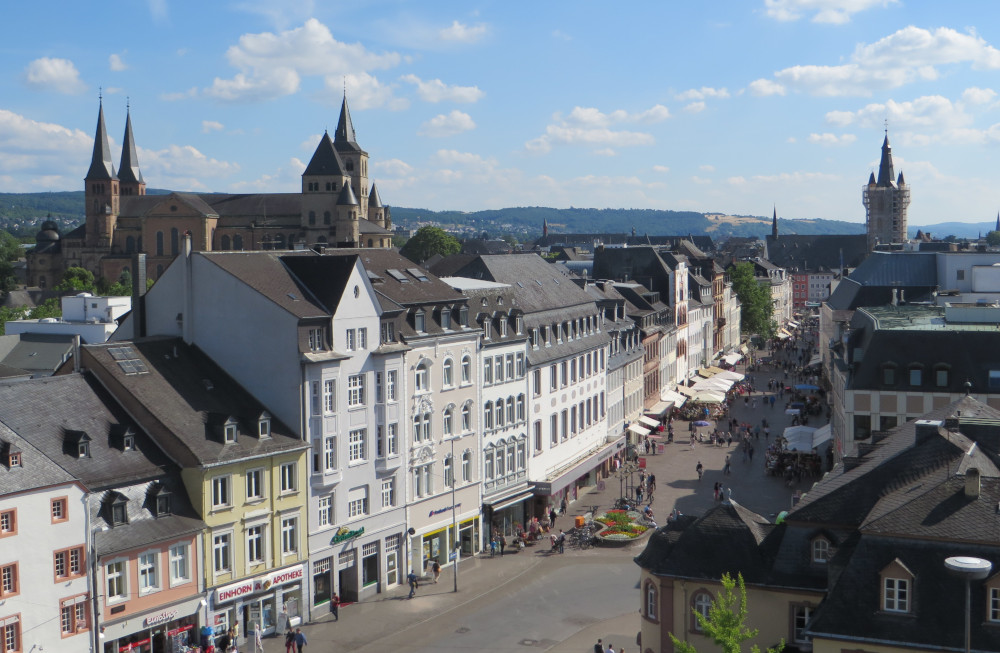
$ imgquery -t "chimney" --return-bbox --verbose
[965,467,981,499]
[183,231,193,258]
[72,334,81,373]
[914,419,943,443]
[131,252,147,339]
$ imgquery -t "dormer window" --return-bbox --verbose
[499,317,508,337]
[123,433,135,451]
[880,559,914,614]
[908,365,923,386]
[441,308,452,330]
[258,412,272,439]
[107,493,129,526]
[415,310,425,333]
[156,493,171,516]
[224,418,239,444]
[811,537,830,564]
[78,441,90,458]
[459,306,469,326]
[8,452,20,468]
[882,364,897,385]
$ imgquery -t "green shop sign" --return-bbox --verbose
[330,526,365,544]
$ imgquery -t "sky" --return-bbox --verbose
[4,1,1000,226]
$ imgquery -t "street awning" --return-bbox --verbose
[722,353,743,365]
[783,426,817,452]
[531,435,624,495]
[691,390,726,403]
[660,389,687,406]
[676,386,696,397]
[486,490,535,512]
[697,368,714,378]
[777,332,790,340]
[628,423,651,436]
[645,401,673,417]
[714,370,744,382]
[638,415,660,428]
[787,320,800,329]
[739,344,749,354]
[807,354,822,367]
[813,423,832,447]
[706,366,726,375]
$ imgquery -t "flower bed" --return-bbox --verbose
[594,509,649,542]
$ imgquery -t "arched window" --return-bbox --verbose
[692,592,713,631]
[444,454,454,487]
[495,401,504,427]
[461,451,472,482]
[443,407,454,436]
[506,397,515,424]
[443,358,454,387]
[221,235,230,250]
[171,228,179,255]
[415,361,430,392]
[461,355,472,384]
[516,394,526,422]
[484,401,494,430]
[156,231,164,256]
[462,403,471,432]
[812,538,830,564]
[125,236,135,253]
[323,211,331,225]
[645,581,658,621]
[234,235,243,250]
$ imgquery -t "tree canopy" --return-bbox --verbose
[399,226,461,263]
[54,266,96,293]
[986,230,1000,247]
[728,261,775,338]
[670,573,784,653]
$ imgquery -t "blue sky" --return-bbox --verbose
[3,1,1000,226]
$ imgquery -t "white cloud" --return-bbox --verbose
[652,165,670,173]
[205,19,403,103]
[323,72,406,111]
[807,132,857,145]
[684,102,706,113]
[676,87,730,101]
[161,87,198,102]
[727,176,748,185]
[23,57,86,94]
[763,0,898,24]
[525,103,668,154]
[962,87,997,105]
[400,74,484,103]
[138,144,240,190]
[233,0,315,30]
[700,164,716,172]
[824,110,855,127]
[439,20,487,43]
[109,53,128,71]
[748,79,786,96]
[147,0,167,20]
[0,109,91,173]
[826,96,973,139]
[593,148,617,157]
[762,27,1000,97]
[229,157,305,193]
[373,158,414,177]
[691,176,712,185]
[419,110,476,137]
[202,120,225,133]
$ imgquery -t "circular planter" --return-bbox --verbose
[593,510,651,547]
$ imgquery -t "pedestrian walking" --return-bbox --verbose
[647,474,656,491]
[724,455,731,475]
[696,461,703,480]
[407,570,418,599]
[284,629,295,653]
[253,623,264,653]
[595,639,604,653]
[748,446,755,462]
[432,560,441,582]
[489,537,497,557]
[550,508,558,530]
[561,497,568,514]
[636,485,643,504]
[294,628,307,653]
[499,535,507,556]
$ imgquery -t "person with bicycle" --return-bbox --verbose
[696,461,704,480]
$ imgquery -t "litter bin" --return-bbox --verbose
[574,515,585,528]
[657,444,665,454]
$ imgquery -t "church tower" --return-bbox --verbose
[862,131,910,251]
[118,105,145,197]
[333,95,369,220]
[301,130,350,245]
[84,99,119,248]
[771,206,778,239]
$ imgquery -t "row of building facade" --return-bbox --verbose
[0,241,742,653]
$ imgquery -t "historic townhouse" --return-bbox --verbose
[448,254,615,516]
[80,340,309,645]
[0,414,88,653]
[133,246,410,609]
[442,277,531,542]
[0,373,205,653]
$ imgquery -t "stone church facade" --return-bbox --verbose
[27,97,393,288]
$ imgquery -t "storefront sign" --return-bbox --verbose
[215,563,305,603]
[144,609,178,627]
[429,503,461,517]
[119,637,150,652]
[167,623,194,637]
[330,526,364,544]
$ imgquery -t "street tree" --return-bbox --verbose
[986,230,1000,247]
[729,261,775,338]
[670,573,784,653]
[55,266,96,293]
[399,226,461,264]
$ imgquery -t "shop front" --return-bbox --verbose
[408,484,481,575]
[531,436,625,515]
[101,596,203,653]
[210,563,305,643]
[483,486,533,543]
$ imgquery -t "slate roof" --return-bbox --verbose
[199,251,327,319]
[764,234,868,273]
[304,132,347,176]
[86,102,117,181]
[0,373,170,490]
[0,333,75,377]
[0,417,77,495]
[334,96,364,154]
[592,247,675,300]
[81,338,308,469]
[826,251,938,310]
[279,253,358,315]
[446,254,597,314]
[118,110,143,184]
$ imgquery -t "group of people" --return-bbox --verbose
[204,621,266,653]
[595,638,627,653]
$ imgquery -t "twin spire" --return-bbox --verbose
[86,99,143,184]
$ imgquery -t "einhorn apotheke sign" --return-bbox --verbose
[215,563,305,604]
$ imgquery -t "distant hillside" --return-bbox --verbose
[1,190,871,241]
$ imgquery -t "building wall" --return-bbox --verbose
[0,483,90,653]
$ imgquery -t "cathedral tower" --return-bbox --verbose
[118,105,145,197]
[84,100,119,248]
[301,130,350,244]
[333,95,369,219]
[862,131,909,251]
[772,206,778,239]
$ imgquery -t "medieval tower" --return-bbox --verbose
[862,131,909,251]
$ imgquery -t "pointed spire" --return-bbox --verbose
[995,212,999,232]
[897,170,904,186]
[86,99,117,181]
[543,218,548,237]
[337,182,359,206]
[868,171,876,185]
[118,105,144,184]
[877,131,895,186]
[772,206,778,239]
[334,94,362,153]
[303,132,346,176]
[367,182,383,208]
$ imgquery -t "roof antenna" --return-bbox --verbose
[99,86,103,102]
[884,117,888,137]
[343,75,347,97]
[126,96,130,111]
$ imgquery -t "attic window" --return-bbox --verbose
[107,493,129,526]
[123,433,135,451]
[812,538,830,564]
[108,346,149,375]
[459,306,469,326]
[387,269,409,283]
[258,413,272,438]
[155,492,171,517]
[8,452,20,468]
[414,310,425,333]
[407,268,429,282]
[224,421,238,444]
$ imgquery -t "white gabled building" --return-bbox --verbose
[442,278,531,543]
[447,254,619,518]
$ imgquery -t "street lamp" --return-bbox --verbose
[450,435,459,593]
[945,556,992,653]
